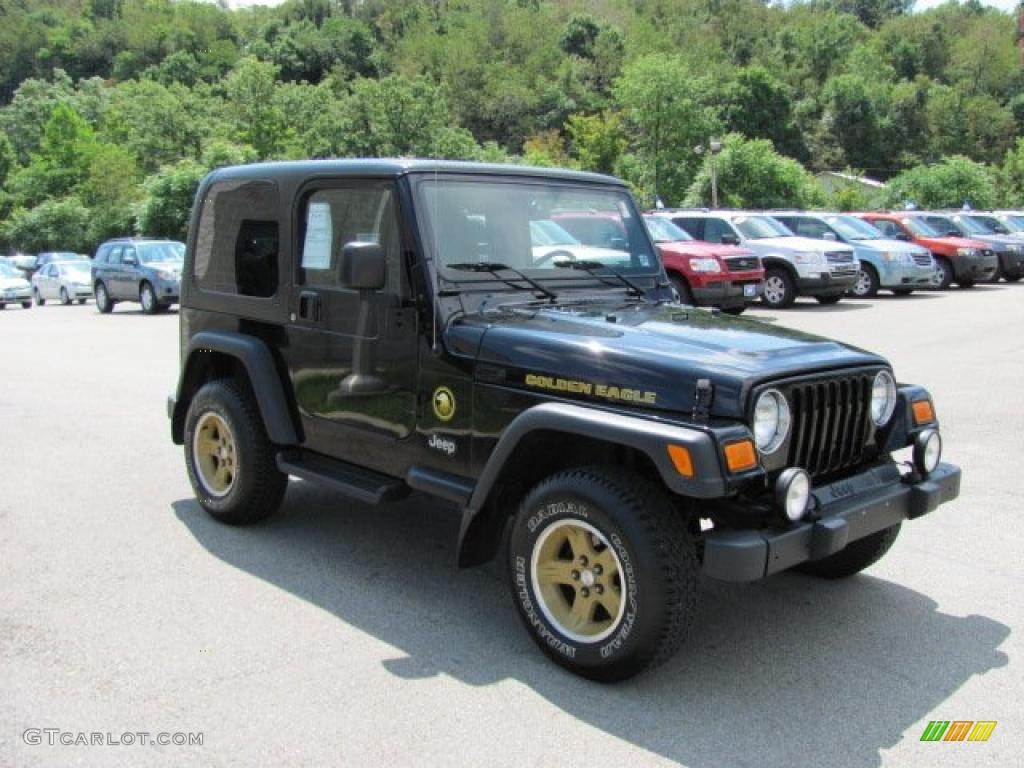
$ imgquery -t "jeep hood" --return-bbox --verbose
[451,303,886,419]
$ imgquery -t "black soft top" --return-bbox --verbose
[205,158,625,187]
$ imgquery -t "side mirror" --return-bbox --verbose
[822,231,837,241]
[340,242,386,290]
[721,234,740,246]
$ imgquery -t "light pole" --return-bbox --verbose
[696,139,724,208]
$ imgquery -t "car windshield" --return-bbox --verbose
[47,252,83,262]
[921,216,961,236]
[0,262,19,277]
[60,263,92,277]
[643,216,693,243]
[902,217,941,237]
[414,178,659,282]
[952,215,991,235]
[824,215,885,240]
[732,216,793,239]
[530,220,580,246]
[137,242,185,264]
[971,215,1004,232]
[1003,214,1024,231]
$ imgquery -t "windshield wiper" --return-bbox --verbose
[552,259,647,299]
[446,262,558,302]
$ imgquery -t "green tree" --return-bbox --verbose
[566,111,627,175]
[136,160,207,240]
[614,55,720,205]
[884,156,1000,209]
[721,67,807,161]
[2,196,93,253]
[225,57,286,159]
[684,134,823,209]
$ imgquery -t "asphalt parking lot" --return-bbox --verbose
[1,285,1021,768]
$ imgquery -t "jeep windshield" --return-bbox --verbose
[732,216,794,239]
[413,178,659,293]
[824,215,885,241]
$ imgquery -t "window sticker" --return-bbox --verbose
[302,202,333,269]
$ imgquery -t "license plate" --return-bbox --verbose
[743,284,757,298]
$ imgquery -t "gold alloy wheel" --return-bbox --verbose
[192,412,237,498]
[530,519,626,643]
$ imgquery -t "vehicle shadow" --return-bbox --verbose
[172,488,1009,768]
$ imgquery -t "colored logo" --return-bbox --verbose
[920,721,997,742]
[432,386,456,422]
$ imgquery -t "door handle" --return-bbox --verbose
[298,291,321,322]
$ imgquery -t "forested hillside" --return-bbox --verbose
[1,0,1022,252]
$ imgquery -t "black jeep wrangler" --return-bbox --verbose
[169,160,961,681]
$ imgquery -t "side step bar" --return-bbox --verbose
[276,450,408,505]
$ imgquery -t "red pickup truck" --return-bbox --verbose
[549,211,763,314]
[857,212,998,289]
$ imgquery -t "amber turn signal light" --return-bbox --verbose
[724,440,757,473]
[667,445,694,477]
[912,400,934,425]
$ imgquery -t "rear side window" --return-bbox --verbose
[790,218,831,239]
[702,218,734,244]
[193,180,280,298]
[671,218,703,239]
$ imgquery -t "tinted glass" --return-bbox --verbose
[138,242,185,264]
[194,181,279,296]
[733,216,792,239]
[824,215,885,240]
[670,218,704,239]
[902,218,941,237]
[643,216,693,242]
[701,218,735,243]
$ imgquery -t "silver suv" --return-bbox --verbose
[665,210,859,308]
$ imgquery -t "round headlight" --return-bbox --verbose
[870,370,897,426]
[753,389,791,454]
[914,429,942,475]
[776,467,811,522]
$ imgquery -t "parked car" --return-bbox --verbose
[772,212,935,297]
[91,238,184,314]
[9,253,38,278]
[168,159,960,681]
[985,211,1024,237]
[35,251,88,271]
[0,261,33,309]
[663,210,858,308]
[924,212,1024,283]
[856,212,997,289]
[31,260,93,305]
[529,218,631,266]
[642,213,762,313]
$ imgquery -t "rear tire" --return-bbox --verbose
[722,305,745,316]
[33,288,45,306]
[762,267,796,308]
[1004,274,1021,283]
[184,379,287,525]
[95,282,114,313]
[795,524,901,579]
[508,466,698,682]
[816,295,842,305]
[21,301,31,309]
[958,279,975,289]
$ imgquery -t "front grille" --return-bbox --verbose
[725,256,759,272]
[912,252,932,266]
[786,373,875,479]
[825,251,855,263]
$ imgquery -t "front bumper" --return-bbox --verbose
[1,290,31,303]
[997,249,1024,278]
[877,262,936,288]
[952,253,998,281]
[691,274,763,307]
[795,270,858,296]
[702,462,961,581]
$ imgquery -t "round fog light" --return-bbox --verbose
[914,429,942,476]
[776,468,812,522]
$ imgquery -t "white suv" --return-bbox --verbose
[655,210,859,307]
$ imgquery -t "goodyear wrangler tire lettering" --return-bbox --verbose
[507,466,699,682]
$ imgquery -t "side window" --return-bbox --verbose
[194,180,280,298]
[793,218,830,239]
[122,246,137,265]
[109,246,123,265]
[298,183,402,294]
[873,220,900,238]
[702,218,734,244]
[671,218,703,240]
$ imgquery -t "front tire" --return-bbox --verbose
[140,281,159,315]
[762,267,796,308]
[850,264,879,297]
[669,274,694,305]
[95,282,114,313]
[932,257,954,290]
[60,287,71,305]
[507,467,698,682]
[184,380,288,525]
[795,524,901,579]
